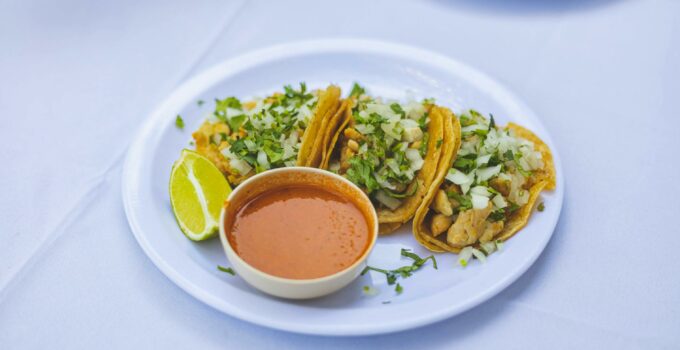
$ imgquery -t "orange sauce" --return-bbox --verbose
[227,185,371,279]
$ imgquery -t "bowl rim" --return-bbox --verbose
[218,166,379,285]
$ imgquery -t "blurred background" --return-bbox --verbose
[1,0,678,349]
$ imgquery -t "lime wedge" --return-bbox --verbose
[169,149,231,241]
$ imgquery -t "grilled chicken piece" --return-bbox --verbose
[446,203,492,247]
[430,214,453,237]
[432,190,453,216]
[479,220,504,243]
[489,177,511,197]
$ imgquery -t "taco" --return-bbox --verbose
[192,83,342,186]
[322,86,451,234]
[413,109,556,253]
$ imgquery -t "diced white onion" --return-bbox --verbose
[405,149,424,172]
[458,247,473,268]
[354,124,375,135]
[244,140,257,152]
[375,190,402,210]
[471,194,489,209]
[404,101,426,120]
[401,118,419,129]
[461,123,487,133]
[374,172,396,190]
[257,150,270,169]
[476,154,491,166]
[221,148,253,175]
[402,127,423,142]
[476,164,502,182]
[470,186,491,197]
[386,159,401,176]
[492,194,507,209]
[446,169,474,194]
[471,248,487,263]
[381,122,402,140]
[282,143,296,160]
[480,242,497,255]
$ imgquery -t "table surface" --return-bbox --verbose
[1,0,679,348]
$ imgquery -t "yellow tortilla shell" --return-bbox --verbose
[413,119,556,253]
[412,107,461,252]
[319,100,352,169]
[298,85,342,167]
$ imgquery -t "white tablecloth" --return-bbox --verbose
[2,0,679,348]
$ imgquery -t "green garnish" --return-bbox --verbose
[349,83,366,97]
[360,249,438,295]
[217,265,235,275]
[488,208,506,222]
[503,150,514,161]
[453,154,476,173]
[390,103,405,117]
[419,132,430,157]
[382,301,392,304]
[346,157,380,194]
[436,138,443,149]
[197,99,205,106]
[488,113,495,130]
[422,97,435,104]
[447,191,472,211]
[175,115,184,129]
[537,202,545,212]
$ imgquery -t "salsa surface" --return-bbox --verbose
[228,185,371,279]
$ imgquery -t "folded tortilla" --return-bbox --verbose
[193,85,342,186]
[321,97,450,234]
[413,113,556,253]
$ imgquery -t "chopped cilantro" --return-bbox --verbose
[215,96,242,111]
[503,150,514,161]
[382,300,391,304]
[507,201,521,213]
[537,202,545,212]
[175,115,184,129]
[436,138,443,149]
[217,265,235,275]
[390,103,405,117]
[453,154,476,173]
[360,249,437,297]
[488,113,495,130]
[346,157,380,193]
[447,191,472,211]
[350,83,366,97]
[419,132,430,157]
[197,99,205,106]
[488,209,506,222]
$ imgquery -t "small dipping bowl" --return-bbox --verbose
[219,167,378,299]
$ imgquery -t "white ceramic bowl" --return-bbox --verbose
[218,167,379,299]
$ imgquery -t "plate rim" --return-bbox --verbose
[122,38,564,336]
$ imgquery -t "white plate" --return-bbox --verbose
[122,39,564,336]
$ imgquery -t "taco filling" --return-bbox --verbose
[323,86,448,235]
[330,96,430,209]
[192,84,339,185]
[425,110,551,249]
